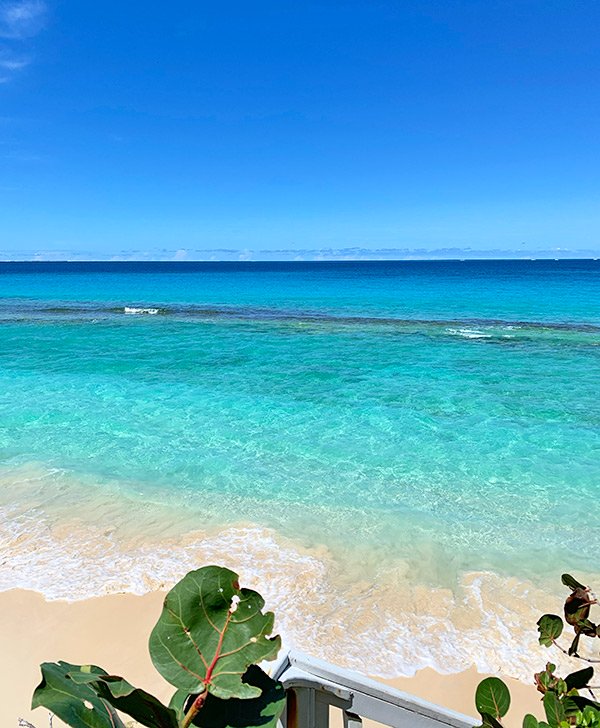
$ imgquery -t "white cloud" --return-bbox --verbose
[0,0,46,39]
[0,56,28,69]
[0,1,46,82]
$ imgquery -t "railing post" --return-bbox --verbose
[315,692,330,728]
[285,686,330,728]
[343,712,362,728]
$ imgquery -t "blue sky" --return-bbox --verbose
[1,0,599,260]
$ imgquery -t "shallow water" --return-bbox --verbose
[1,260,599,677]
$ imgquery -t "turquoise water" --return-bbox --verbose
[1,260,599,675]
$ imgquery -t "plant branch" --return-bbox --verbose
[180,608,236,728]
[552,640,600,663]
[181,689,207,728]
[552,640,570,656]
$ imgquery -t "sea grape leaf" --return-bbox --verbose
[565,589,592,627]
[565,667,594,691]
[475,678,511,719]
[562,574,587,591]
[149,565,281,700]
[568,633,581,657]
[535,664,559,695]
[543,692,566,728]
[562,696,588,718]
[171,666,286,728]
[566,696,600,712]
[576,619,598,637]
[578,706,600,728]
[523,714,540,728]
[537,615,564,647]
[31,662,125,728]
[168,689,189,724]
[567,695,600,726]
[479,713,504,728]
[69,672,178,728]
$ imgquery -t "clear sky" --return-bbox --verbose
[1,0,599,260]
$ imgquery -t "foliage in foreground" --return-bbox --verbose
[475,574,600,728]
[31,565,285,728]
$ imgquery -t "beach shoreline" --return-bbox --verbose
[2,588,545,728]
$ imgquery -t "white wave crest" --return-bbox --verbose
[446,328,492,339]
[124,307,160,315]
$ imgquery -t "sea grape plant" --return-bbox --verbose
[31,566,285,728]
[475,574,600,728]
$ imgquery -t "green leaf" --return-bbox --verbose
[479,713,504,728]
[566,696,600,713]
[168,689,190,724]
[569,634,581,657]
[31,662,125,728]
[69,672,179,728]
[476,678,511,719]
[523,714,540,728]
[576,705,600,728]
[577,619,598,637]
[535,664,559,694]
[563,697,587,717]
[562,574,587,591]
[537,615,564,647]
[544,692,566,728]
[183,666,286,728]
[565,590,591,627]
[566,668,594,691]
[149,565,281,700]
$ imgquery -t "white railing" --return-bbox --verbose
[272,651,475,728]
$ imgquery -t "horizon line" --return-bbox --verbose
[1,256,599,264]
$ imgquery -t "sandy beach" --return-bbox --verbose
[2,588,545,728]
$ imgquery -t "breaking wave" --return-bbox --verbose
[124,307,161,315]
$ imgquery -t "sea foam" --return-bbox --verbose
[124,306,160,315]
[0,473,591,682]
